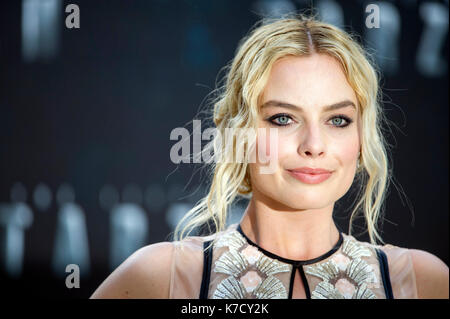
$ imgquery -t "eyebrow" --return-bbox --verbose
[261,99,357,112]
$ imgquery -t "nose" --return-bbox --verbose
[297,124,326,158]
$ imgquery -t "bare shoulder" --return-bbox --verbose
[90,241,175,299]
[409,249,449,299]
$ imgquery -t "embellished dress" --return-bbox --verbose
[169,223,417,299]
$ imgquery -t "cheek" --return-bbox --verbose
[257,128,278,158]
[265,131,271,157]
[329,133,360,192]
[338,142,359,163]
[334,133,360,164]
[253,128,292,163]
[248,133,293,196]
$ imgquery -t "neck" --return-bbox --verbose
[239,190,341,261]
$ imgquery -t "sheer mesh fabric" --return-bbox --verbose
[168,223,418,299]
[380,243,418,298]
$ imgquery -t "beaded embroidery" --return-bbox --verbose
[209,228,384,299]
[304,236,378,299]
[212,230,291,299]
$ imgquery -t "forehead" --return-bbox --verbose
[261,54,357,109]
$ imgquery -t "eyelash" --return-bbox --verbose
[266,113,353,128]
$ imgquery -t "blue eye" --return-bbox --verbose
[275,116,290,125]
[332,117,344,126]
[266,114,353,128]
[267,114,293,126]
[329,116,352,128]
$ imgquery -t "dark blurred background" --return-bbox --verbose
[0,0,448,298]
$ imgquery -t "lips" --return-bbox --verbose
[287,167,333,184]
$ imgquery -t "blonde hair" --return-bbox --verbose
[173,13,392,246]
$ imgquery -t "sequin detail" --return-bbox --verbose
[312,281,345,299]
[215,231,246,251]
[215,250,249,277]
[241,245,261,265]
[212,276,246,299]
[241,271,262,293]
[305,236,378,299]
[304,260,340,281]
[342,238,372,259]
[253,276,288,299]
[256,255,291,276]
[209,228,384,299]
[211,230,291,299]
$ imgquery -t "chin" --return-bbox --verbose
[263,186,333,211]
[282,193,333,211]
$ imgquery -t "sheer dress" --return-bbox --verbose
[169,223,417,299]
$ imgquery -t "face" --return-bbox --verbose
[248,54,361,211]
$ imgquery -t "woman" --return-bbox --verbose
[91,15,448,299]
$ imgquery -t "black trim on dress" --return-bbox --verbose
[288,265,297,299]
[298,266,311,299]
[236,224,343,266]
[375,248,394,299]
[199,240,213,299]
[287,266,312,299]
